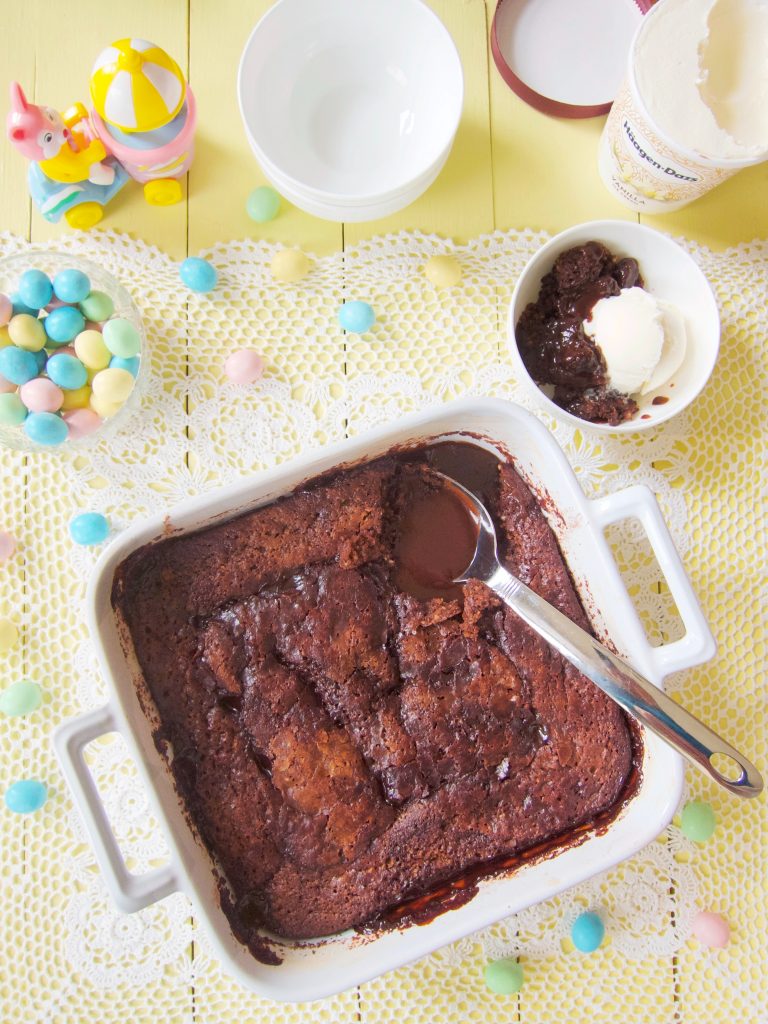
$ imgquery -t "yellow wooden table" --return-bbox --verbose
[0,2,766,1023]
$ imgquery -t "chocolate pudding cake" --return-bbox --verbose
[112,442,635,945]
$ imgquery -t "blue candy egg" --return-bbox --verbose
[571,911,605,953]
[53,268,91,304]
[0,345,39,385]
[11,292,40,316]
[338,300,376,334]
[69,511,109,546]
[44,305,85,344]
[47,353,88,390]
[180,257,218,293]
[109,355,140,377]
[18,269,53,310]
[5,779,47,813]
[24,411,68,446]
[33,348,48,373]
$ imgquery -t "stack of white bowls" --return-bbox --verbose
[237,0,464,222]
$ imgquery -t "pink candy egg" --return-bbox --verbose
[54,345,77,358]
[692,911,730,948]
[0,294,11,327]
[224,349,265,385]
[63,408,102,439]
[0,374,16,394]
[20,377,64,413]
[0,530,16,563]
[46,297,66,310]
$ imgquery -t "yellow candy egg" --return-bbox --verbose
[424,254,462,289]
[90,393,123,420]
[0,618,19,653]
[8,313,46,352]
[270,248,311,283]
[0,326,12,349]
[91,367,134,405]
[74,329,111,370]
[60,385,92,411]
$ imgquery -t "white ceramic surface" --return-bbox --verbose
[54,398,715,1001]
[237,0,463,213]
[508,220,721,433]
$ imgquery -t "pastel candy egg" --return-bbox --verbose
[33,349,48,373]
[180,256,218,293]
[47,353,88,390]
[5,779,47,814]
[109,355,140,377]
[692,910,730,948]
[92,367,134,404]
[0,345,38,385]
[20,378,63,414]
[224,349,264,384]
[271,248,311,283]
[0,293,12,326]
[44,305,85,344]
[46,297,66,310]
[0,374,16,394]
[571,911,605,953]
[24,411,68,446]
[53,268,90,304]
[484,958,524,995]
[680,800,716,842]
[78,290,114,322]
[0,679,41,717]
[90,393,122,420]
[63,408,102,439]
[11,293,39,317]
[0,393,28,425]
[424,254,462,288]
[102,318,141,358]
[69,511,109,546]
[18,269,53,310]
[0,326,12,348]
[74,329,111,370]
[8,314,46,352]
[246,186,281,223]
[338,300,376,334]
[0,618,19,652]
[0,530,16,563]
[60,385,92,411]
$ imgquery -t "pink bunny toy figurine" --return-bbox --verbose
[7,82,71,161]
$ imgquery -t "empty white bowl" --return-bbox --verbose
[238,0,463,219]
[508,221,721,433]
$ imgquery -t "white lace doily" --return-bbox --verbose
[0,229,765,1024]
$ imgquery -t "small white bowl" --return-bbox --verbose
[508,221,720,433]
[238,0,463,216]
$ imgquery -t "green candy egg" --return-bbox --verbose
[78,290,114,322]
[0,679,42,717]
[484,958,524,995]
[681,800,716,842]
[0,393,28,425]
[102,318,141,358]
[246,186,281,223]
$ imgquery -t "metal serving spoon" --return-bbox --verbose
[438,473,763,799]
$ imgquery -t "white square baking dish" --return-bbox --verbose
[54,398,715,1002]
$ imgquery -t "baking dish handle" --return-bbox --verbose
[54,704,179,913]
[589,484,716,677]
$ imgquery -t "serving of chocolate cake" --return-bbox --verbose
[112,441,635,945]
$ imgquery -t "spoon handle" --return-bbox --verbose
[487,565,763,799]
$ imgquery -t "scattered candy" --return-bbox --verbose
[4,779,47,814]
[69,512,109,546]
[0,531,16,563]
[8,313,46,351]
[78,290,114,322]
[0,618,19,653]
[680,800,716,842]
[692,910,730,948]
[571,911,605,953]
[180,257,218,293]
[247,185,281,222]
[0,345,39,385]
[0,393,28,425]
[102,318,141,358]
[24,410,69,446]
[46,353,88,391]
[18,269,53,310]
[63,408,102,439]
[74,329,111,370]
[0,293,11,327]
[60,385,92,411]
[44,305,85,344]
[224,349,265,385]
[338,300,376,334]
[0,679,41,717]
[19,378,64,414]
[271,248,311,283]
[53,268,90,304]
[110,355,140,377]
[484,958,524,995]
[424,254,462,288]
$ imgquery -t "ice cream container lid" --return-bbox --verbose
[491,0,653,119]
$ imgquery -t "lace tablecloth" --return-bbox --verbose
[0,229,765,1024]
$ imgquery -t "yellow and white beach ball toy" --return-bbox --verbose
[90,39,186,133]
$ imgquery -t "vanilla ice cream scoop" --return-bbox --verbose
[583,287,687,396]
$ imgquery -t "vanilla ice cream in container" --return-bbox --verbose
[599,0,768,211]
